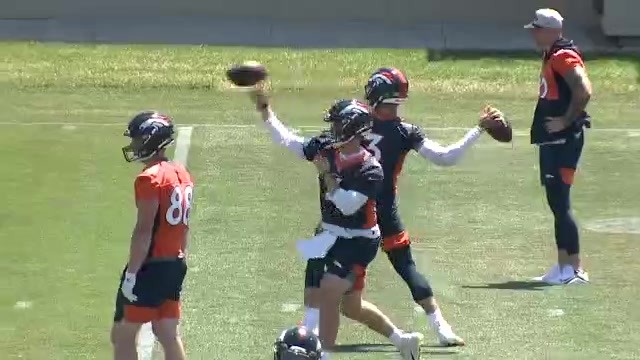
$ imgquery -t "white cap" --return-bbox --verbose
[524,8,563,29]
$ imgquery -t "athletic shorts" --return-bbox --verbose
[324,236,380,292]
[113,258,187,323]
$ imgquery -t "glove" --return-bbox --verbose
[121,272,138,302]
[303,134,335,161]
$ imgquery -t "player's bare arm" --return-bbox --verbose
[127,197,160,273]
[562,66,592,123]
[545,66,592,133]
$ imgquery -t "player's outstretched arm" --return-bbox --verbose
[415,107,504,166]
[249,85,306,160]
[417,127,483,167]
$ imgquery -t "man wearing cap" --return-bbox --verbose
[524,8,593,285]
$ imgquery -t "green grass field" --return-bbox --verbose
[1,42,639,360]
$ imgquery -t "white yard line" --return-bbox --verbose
[0,121,638,132]
[137,323,156,360]
[173,126,194,166]
[136,126,194,360]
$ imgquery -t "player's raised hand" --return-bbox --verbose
[479,105,506,128]
[480,105,513,143]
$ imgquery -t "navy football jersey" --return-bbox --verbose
[320,150,383,230]
[364,118,425,236]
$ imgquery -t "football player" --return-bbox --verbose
[250,88,422,360]
[524,8,592,285]
[111,111,193,360]
[362,67,504,346]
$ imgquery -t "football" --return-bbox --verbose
[226,61,268,87]
[485,117,513,143]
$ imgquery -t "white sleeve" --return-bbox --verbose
[417,126,483,166]
[326,189,369,216]
[262,110,306,160]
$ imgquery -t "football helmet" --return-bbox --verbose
[273,326,322,360]
[364,67,409,107]
[323,99,372,146]
[122,111,175,162]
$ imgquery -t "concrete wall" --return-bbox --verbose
[2,0,597,27]
[602,0,640,36]
[2,0,624,50]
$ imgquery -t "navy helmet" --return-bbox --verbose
[122,111,175,162]
[273,326,322,360]
[364,67,409,107]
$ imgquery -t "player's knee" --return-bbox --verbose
[152,319,180,346]
[387,247,416,276]
[340,293,363,320]
[110,323,137,348]
[320,273,350,301]
[402,265,434,301]
[339,305,359,321]
[545,181,571,216]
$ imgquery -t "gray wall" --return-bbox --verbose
[602,0,640,36]
[4,0,633,49]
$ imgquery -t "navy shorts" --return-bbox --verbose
[539,131,584,186]
[324,236,380,291]
[114,258,187,323]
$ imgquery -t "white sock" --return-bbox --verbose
[561,265,576,278]
[320,351,331,360]
[388,328,404,347]
[302,307,320,333]
[427,308,446,329]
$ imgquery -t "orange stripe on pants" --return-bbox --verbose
[382,231,411,252]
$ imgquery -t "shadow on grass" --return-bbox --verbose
[461,280,554,291]
[332,343,459,355]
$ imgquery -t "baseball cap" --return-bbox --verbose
[524,8,563,29]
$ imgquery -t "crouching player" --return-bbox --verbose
[250,87,422,360]
[111,111,192,360]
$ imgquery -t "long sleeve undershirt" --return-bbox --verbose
[262,110,306,160]
[262,111,369,215]
[417,127,483,166]
[325,188,368,216]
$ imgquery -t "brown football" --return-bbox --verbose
[226,61,267,87]
[485,118,513,143]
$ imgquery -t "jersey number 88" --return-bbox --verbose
[166,185,193,226]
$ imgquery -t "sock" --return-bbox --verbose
[427,308,447,329]
[320,351,331,360]
[302,307,319,334]
[388,328,404,347]
[560,265,575,279]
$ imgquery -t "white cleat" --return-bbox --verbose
[435,324,465,347]
[397,332,423,360]
[564,269,589,285]
[532,264,562,285]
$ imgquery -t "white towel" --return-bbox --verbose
[296,231,338,261]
